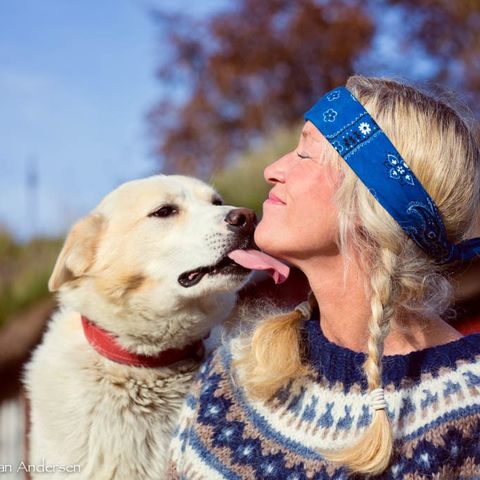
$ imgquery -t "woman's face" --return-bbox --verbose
[254,121,342,264]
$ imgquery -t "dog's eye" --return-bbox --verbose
[212,197,223,206]
[149,205,178,218]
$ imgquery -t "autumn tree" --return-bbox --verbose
[379,0,480,98]
[148,0,374,176]
[148,0,480,177]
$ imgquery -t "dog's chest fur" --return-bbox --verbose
[24,310,200,479]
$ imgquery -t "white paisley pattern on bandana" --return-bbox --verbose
[385,154,415,186]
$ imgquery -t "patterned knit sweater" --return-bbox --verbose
[167,315,480,479]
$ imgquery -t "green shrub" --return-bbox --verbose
[0,232,63,327]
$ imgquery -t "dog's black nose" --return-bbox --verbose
[225,208,257,235]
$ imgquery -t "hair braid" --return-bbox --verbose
[364,247,395,390]
[318,247,395,475]
[232,292,317,399]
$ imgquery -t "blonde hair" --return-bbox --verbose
[233,76,480,475]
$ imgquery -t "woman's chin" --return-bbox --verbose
[253,221,271,249]
[254,223,289,258]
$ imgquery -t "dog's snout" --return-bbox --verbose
[225,208,257,235]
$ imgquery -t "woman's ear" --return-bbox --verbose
[48,213,105,292]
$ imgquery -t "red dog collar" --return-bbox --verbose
[81,315,205,368]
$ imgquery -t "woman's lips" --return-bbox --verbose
[265,191,286,205]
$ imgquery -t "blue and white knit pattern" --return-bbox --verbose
[167,316,480,479]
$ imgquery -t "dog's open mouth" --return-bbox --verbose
[178,248,290,288]
[178,255,249,288]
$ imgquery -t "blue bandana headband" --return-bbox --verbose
[304,87,480,264]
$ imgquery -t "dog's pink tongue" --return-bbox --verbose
[227,249,290,284]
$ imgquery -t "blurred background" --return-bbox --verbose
[1,0,479,477]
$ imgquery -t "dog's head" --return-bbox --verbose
[49,175,255,351]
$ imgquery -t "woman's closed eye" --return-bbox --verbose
[296,151,311,159]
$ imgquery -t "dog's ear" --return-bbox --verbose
[49,213,105,292]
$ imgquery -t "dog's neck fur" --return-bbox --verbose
[58,279,237,356]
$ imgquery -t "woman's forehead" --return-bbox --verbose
[301,121,341,169]
[301,121,323,143]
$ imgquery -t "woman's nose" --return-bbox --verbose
[264,155,287,185]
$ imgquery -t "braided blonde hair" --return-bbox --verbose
[233,76,480,475]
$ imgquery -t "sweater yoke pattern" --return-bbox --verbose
[167,317,480,479]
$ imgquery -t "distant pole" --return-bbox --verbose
[26,157,38,239]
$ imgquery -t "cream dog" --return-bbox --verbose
[23,175,268,479]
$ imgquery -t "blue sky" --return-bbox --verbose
[0,0,226,240]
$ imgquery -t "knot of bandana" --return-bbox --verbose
[305,87,480,264]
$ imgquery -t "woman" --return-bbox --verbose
[167,76,480,478]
